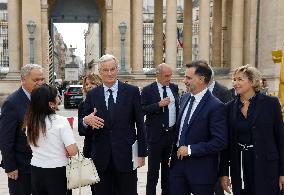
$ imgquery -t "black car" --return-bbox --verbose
[64,85,83,109]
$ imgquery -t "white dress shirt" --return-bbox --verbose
[103,80,118,109]
[156,81,176,127]
[208,81,215,93]
[177,88,208,155]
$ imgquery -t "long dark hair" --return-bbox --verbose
[24,84,58,146]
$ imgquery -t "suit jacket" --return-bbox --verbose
[81,81,147,172]
[212,81,233,104]
[0,87,32,174]
[141,82,179,143]
[220,93,284,195]
[171,90,228,184]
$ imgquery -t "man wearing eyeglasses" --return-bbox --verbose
[0,64,44,195]
[81,54,147,195]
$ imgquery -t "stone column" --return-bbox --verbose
[183,0,192,65]
[231,0,245,70]
[8,0,21,72]
[165,0,177,70]
[105,0,113,54]
[131,0,143,73]
[22,0,42,65]
[212,0,222,67]
[154,0,163,67]
[41,0,49,79]
[221,0,228,67]
[199,0,210,62]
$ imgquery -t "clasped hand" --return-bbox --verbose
[84,108,104,129]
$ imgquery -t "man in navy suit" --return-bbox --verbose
[169,61,228,195]
[0,64,44,195]
[141,63,179,195]
[81,54,147,195]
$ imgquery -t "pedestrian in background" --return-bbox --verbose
[24,84,78,195]
[0,64,44,195]
[78,73,102,194]
[220,65,284,195]
[141,63,179,195]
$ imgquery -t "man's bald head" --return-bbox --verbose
[156,63,173,86]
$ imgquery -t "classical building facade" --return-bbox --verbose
[0,0,284,95]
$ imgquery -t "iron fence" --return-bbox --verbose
[143,23,183,69]
[0,21,8,68]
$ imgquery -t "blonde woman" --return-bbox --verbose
[219,65,284,195]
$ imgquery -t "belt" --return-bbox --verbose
[237,143,253,151]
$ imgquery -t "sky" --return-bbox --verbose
[54,23,88,62]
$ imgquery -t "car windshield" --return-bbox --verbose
[68,87,82,93]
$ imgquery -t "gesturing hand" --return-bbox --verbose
[84,108,105,129]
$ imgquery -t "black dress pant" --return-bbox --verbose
[240,149,255,195]
[94,157,137,195]
[8,173,31,195]
[146,131,172,195]
[31,165,71,195]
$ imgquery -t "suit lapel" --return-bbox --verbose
[97,86,110,128]
[177,94,191,130]
[187,90,210,128]
[153,82,161,102]
[112,81,126,125]
[251,93,265,126]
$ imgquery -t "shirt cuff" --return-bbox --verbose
[188,145,191,156]
[82,117,88,128]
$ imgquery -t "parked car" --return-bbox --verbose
[64,85,83,109]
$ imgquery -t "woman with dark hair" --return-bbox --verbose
[24,85,78,195]
[219,65,284,195]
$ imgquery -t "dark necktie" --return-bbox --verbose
[179,96,195,146]
[108,89,115,122]
[162,86,169,128]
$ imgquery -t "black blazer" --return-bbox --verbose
[141,82,179,143]
[212,81,232,104]
[220,93,284,195]
[0,87,32,174]
[81,81,147,172]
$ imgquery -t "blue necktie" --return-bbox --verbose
[179,96,195,146]
[108,89,115,122]
[162,86,169,128]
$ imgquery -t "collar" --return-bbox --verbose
[156,80,168,89]
[192,88,208,102]
[103,80,119,93]
[22,86,31,100]
[208,81,215,93]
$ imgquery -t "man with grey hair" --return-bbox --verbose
[141,63,179,195]
[0,64,44,195]
[81,54,147,195]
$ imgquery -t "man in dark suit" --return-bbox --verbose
[81,54,147,195]
[141,63,179,195]
[207,65,232,195]
[169,61,228,195]
[0,64,44,195]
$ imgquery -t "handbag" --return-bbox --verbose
[66,153,100,192]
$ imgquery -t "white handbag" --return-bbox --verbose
[66,154,100,192]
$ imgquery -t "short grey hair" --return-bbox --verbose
[98,54,118,69]
[156,63,171,75]
[20,64,42,77]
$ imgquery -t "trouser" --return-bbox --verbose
[8,173,31,195]
[31,165,72,195]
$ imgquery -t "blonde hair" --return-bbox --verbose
[233,65,262,91]
[82,73,102,93]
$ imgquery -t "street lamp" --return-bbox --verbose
[26,20,36,64]
[118,21,127,73]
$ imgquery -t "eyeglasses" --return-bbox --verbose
[100,67,117,74]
